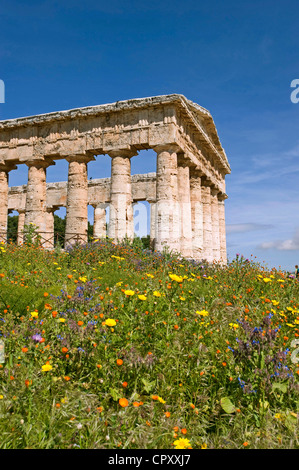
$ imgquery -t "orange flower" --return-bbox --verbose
[173,426,179,432]
[174,325,179,330]
[181,428,187,434]
[21,347,28,353]
[52,311,58,318]
[62,347,68,353]
[97,406,103,413]
[119,398,129,408]
[122,381,128,388]
[117,359,123,366]
[243,442,249,447]
[77,320,84,326]
[165,411,171,418]
[67,275,73,279]
[25,379,31,387]
[64,376,71,381]
[222,362,227,367]
[43,292,49,297]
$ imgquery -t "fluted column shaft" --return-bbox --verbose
[201,182,213,262]
[149,202,156,250]
[154,145,180,253]
[190,173,203,260]
[0,168,9,242]
[24,160,52,243]
[65,155,93,247]
[177,164,192,257]
[17,210,25,245]
[218,195,227,264]
[93,203,107,239]
[211,188,221,262]
[108,150,135,241]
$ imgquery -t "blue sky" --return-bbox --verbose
[1,0,299,271]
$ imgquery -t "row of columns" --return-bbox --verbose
[0,146,227,263]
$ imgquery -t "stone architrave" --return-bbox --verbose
[190,172,203,260]
[107,150,136,241]
[24,160,53,243]
[154,144,180,253]
[201,181,213,262]
[93,203,107,239]
[65,155,94,247]
[177,162,193,258]
[210,188,221,262]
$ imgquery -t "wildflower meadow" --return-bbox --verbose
[0,238,298,449]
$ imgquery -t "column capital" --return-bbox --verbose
[153,143,181,154]
[107,148,138,158]
[66,154,95,164]
[218,192,228,201]
[0,162,17,172]
[26,158,55,169]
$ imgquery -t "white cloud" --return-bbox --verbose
[258,227,299,251]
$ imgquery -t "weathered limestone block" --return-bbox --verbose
[177,163,193,257]
[24,160,53,242]
[190,172,203,260]
[108,150,136,241]
[210,188,221,262]
[65,155,94,247]
[201,182,213,262]
[154,145,180,253]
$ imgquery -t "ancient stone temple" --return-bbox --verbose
[0,94,230,263]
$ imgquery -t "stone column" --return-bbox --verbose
[218,194,227,264]
[24,160,53,244]
[210,188,221,262]
[93,203,107,239]
[149,201,156,250]
[107,149,136,241]
[201,181,213,263]
[17,209,25,245]
[177,162,193,258]
[65,155,93,247]
[190,172,203,260]
[44,207,56,249]
[154,144,180,253]
[0,165,10,243]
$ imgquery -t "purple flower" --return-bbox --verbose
[32,333,42,343]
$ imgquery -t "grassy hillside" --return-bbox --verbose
[0,239,298,449]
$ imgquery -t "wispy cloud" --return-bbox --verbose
[227,223,273,234]
[258,227,299,251]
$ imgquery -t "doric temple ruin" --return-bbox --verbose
[0,94,230,262]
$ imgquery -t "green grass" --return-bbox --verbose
[0,239,298,449]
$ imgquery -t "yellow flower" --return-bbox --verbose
[179,297,186,301]
[30,311,38,318]
[196,310,209,317]
[42,364,53,372]
[153,291,161,297]
[157,396,166,404]
[138,295,147,301]
[0,395,3,399]
[169,274,184,283]
[229,323,239,330]
[145,273,154,278]
[124,290,135,296]
[173,438,191,449]
[105,318,116,327]
[79,276,87,283]
[271,300,279,306]
[201,443,207,449]
[58,318,66,323]
[286,323,295,328]
[263,278,271,283]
